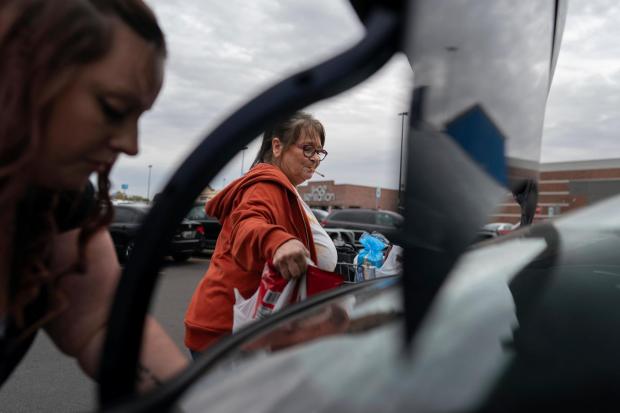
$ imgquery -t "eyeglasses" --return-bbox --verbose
[295,144,328,161]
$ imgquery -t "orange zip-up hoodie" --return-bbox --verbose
[184,163,317,351]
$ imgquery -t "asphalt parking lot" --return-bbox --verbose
[0,257,209,412]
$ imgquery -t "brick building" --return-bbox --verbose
[297,180,399,212]
[201,159,620,220]
[493,159,620,224]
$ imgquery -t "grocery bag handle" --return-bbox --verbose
[268,257,314,310]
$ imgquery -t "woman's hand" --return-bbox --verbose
[272,239,310,280]
[46,229,188,391]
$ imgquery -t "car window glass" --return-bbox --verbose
[360,211,375,224]
[331,211,354,222]
[376,213,394,226]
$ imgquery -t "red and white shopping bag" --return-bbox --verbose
[233,260,343,332]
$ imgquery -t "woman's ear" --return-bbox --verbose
[272,137,283,159]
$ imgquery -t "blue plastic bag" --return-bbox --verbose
[355,232,388,281]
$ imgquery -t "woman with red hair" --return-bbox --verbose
[0,0,187,391]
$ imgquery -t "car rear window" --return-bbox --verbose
[376,212,402,226]
[331,210,374,224]
[329,211,355,222]
[359,212,376,224]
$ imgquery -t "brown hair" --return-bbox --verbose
[252,111,326,167]
[0,0,166,326]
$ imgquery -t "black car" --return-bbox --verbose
[109,203,201,262]
[186,203,222,253]
[322,208,403,246]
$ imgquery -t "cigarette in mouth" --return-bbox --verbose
[314,170,325,177]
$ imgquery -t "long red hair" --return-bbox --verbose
[0,0,166,326]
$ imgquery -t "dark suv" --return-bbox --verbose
[109,203,201,262]
[322,208,403,245]
[185,203,222,253]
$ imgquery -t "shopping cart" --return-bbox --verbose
[334,244,358,283]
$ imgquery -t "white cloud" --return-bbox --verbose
[113,0,411,198]
[541,1,620,162]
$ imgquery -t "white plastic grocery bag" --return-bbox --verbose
[232,263,304,333]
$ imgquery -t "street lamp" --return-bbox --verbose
[398,112,408,209]
[147,164,152,203]
[240,146,248,176]
[444,46,459,113]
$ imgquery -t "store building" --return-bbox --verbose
[297,180,400,212]
[493,158,620,223]
[198,159,620,221]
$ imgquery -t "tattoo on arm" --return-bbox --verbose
[137,363,163,387]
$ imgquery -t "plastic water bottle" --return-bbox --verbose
[355,263,365,283]
[365,264,376,280]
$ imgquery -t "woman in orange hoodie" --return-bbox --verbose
[185,112,338,354]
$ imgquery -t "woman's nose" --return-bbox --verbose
[110,122,139,156]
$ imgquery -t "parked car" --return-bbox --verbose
[185,203,222,253]
[109,203,201,262]
[322,208,403,246]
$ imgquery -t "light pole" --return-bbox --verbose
[240,146,248,176]
[444,46,459,115]
[398,112,408,209]
[147,164,152,203]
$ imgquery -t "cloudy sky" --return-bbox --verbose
[542,2,620,162]
[110,1,620,198]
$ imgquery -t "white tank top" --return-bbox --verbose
[296,193,337,271]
